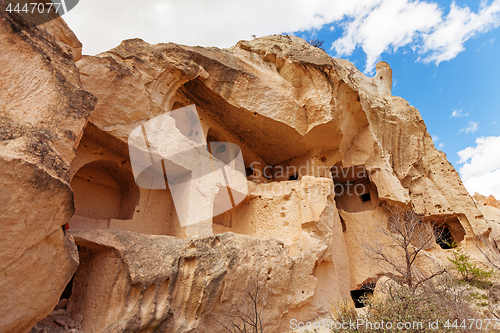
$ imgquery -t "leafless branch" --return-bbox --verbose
[474,234,500,271]
[209,277,267,333]
[363,204,446,292]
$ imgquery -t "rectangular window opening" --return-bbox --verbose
[360,193,371,203]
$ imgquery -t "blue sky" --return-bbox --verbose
[64,0,500,199]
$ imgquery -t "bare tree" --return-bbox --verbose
[365,204,445,292]
[473,234,500,317]
[210,279,266,333]
[307,38,325,51]
[474,234,500,271]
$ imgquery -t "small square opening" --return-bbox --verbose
[360,193,371,203]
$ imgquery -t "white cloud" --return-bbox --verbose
[458,136,500,198]
[333,0,500,73]
[332,0,442,73]
[422,2,500,64]
[485,37,496,46]
[63,0,359,55]
[459,120,479,134]
[432,135,445,149]
[476,37,496,50]
[450,109,469,117]
[63,0,500,73]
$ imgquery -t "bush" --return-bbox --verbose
[332,276,477,332]
[448,246,493,284]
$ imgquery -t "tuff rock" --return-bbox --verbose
[1,13,498,333]
[475,192,500,210]
[0,6,96,333]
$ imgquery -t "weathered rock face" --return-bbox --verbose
[41,33,489,332]
[0,6,96,332]
[74,36,484,234]
[474,194,500,247]
[475,192,500,210]
[2,18,493,332]
[68,229,334,333]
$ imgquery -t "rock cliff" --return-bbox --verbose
[0,5,95,333]
[475,192,500,210]
[0,13,495,333]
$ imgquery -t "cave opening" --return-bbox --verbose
[331,164,378,213]
[435,225,455,249]
[350,284,375,308]
[360,192,371,203]
[59,247,80,303]
[60,275,74,301]
[70,160,139,224]
[426,215,465,249]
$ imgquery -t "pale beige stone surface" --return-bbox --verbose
[1,17,494,332]
[39,18,83,62]
[475,192,500,210]
[60,34,490,331]
[68,229,333,333]
[75,34,485,238]
[0,8,95,333]
[479,205,500,244]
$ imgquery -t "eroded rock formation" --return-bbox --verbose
[0,6,96,333]
[1,13,497,333]
[57,35,489,332]
[67,229,334,332]
[475,192,500,210]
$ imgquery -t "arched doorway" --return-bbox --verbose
[70,160,139,221]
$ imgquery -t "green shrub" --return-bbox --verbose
[332,277,477,332]
[448,246,493,283]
